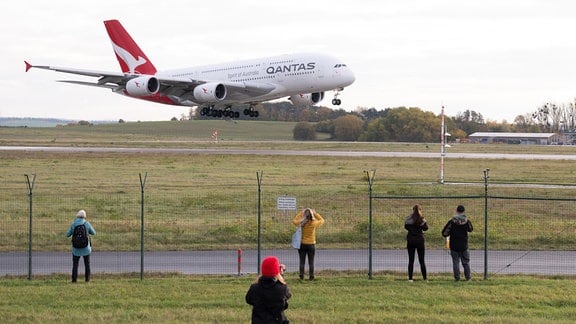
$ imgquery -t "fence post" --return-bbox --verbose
[25,174,36,281]
[139,172,148,281]
[256,171,263,275]
[364,169,376,279]
[483,169,490,280]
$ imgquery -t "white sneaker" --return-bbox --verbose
[408,279,414,283]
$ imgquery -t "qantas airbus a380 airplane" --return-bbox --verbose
[25,20,355,118]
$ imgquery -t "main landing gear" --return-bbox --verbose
[200,106,240,118]
[243,105,259,118]
[199,105,259,118]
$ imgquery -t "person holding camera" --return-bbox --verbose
[404,204,428,282]
[246,256,292,323]
[292,208,325,280]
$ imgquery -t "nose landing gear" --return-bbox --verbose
[332,88,343,105]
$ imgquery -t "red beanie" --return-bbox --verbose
[261,256,280,277]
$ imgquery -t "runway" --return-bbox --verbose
[3,145,576,160]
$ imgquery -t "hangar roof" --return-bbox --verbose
[468,132,556,138]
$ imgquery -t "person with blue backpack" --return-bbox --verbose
[65,210,96,283]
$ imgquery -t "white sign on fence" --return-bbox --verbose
[277,196,297,210]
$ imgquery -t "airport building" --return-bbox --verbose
[468,132,558,145]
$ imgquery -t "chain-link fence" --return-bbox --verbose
[369,177,576,279]
[1,172,575,279]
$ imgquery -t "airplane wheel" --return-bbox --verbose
[337,99,341,105]
[243,109,250,115]
[254,111,259,118]
[332,99,337,105]
[234,112,240,118]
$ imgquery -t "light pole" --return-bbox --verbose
[440,106,445,183]
[440,106,448,184]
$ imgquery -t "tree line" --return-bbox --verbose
[191,99,576,142]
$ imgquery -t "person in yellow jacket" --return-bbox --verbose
[292,208,325,280]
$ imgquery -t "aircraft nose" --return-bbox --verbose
[344,68,356,86]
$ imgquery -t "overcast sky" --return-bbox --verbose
[2,0,576,122]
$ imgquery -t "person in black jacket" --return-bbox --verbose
[246,256,292,323]
[442,205,474,281]
[404,204,428,282]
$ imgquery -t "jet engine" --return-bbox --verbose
[289,92,325,107]
[193,82,227,103]
[125,76,160,97]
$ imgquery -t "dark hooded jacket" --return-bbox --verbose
[246,276,292,324]
[442,214,473,252]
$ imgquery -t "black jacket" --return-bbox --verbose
[442,215,473,252]
[246,277,292,324]
[404,215,428,245]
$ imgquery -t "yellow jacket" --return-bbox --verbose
[292,209,325,245]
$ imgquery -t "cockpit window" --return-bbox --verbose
[334,64,347,68]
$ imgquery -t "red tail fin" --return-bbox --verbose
[104,20,157,75]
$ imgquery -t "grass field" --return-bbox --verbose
[3,119,576,154]
[1,150,576,252]
[1,272,575,323]
[1,120,576,252]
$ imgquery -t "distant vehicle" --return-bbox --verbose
[25,20,355,118]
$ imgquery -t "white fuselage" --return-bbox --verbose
[158,53,355,105]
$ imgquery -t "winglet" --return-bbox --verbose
[24,61,33,72]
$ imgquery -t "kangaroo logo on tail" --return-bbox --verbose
[111,42,148,74]
[104,20,157,75]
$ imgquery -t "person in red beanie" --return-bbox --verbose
[246,256,292,323]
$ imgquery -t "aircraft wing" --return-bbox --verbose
[25,62,124,78]
[25,61,131,91]
[25,61,276,104]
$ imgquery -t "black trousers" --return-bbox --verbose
[407,241,427,280]
[72,254,91,282]
[298,243,316,279]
